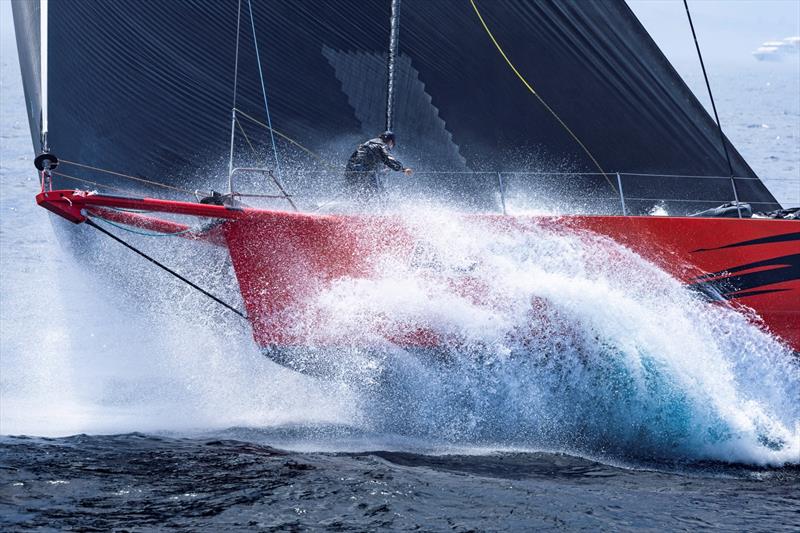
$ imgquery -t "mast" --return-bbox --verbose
[40,0,48,151]
[385,0,400,131]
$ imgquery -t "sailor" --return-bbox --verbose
[344,131,413,202]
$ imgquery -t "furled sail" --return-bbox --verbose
[11,0,42,154]
[13,0,781,213]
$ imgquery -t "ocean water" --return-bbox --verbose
[2,5,800,532]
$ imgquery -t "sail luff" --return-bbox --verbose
[12,0,42,154]
[40,0,48,151]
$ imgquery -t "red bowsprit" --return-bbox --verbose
[37,189,800,354]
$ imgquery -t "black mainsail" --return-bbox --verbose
[13,0,781,214]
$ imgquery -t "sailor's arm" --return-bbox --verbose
[380,145,413,175]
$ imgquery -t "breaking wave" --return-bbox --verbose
[2,209,798,468]
[282,210,800,465]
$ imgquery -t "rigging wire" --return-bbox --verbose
[228,0,243,192]
[85,217,247,319]
[91,214,194,238]
[59,159,205,196]
[246,0,283,181]
[235,116,261,161]
[232,192,295,199]
[234,107,337,170]
[233,117,299,211]
[469,0,616,193]
[682,0,741,217]
[52,171,145,196]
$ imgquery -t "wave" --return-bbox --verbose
[281,210,800,466]
[2,208,798,468]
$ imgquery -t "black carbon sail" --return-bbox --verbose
[13,0,781,214]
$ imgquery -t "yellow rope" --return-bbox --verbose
[233,107,338,170]
[469,0,616,193]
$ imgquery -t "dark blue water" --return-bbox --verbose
[2,3,799,531]
[2,432,799,531]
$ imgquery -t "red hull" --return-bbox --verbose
[225,213,799,351]
[38,190,800,351]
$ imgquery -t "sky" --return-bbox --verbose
[628,0,800,70]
